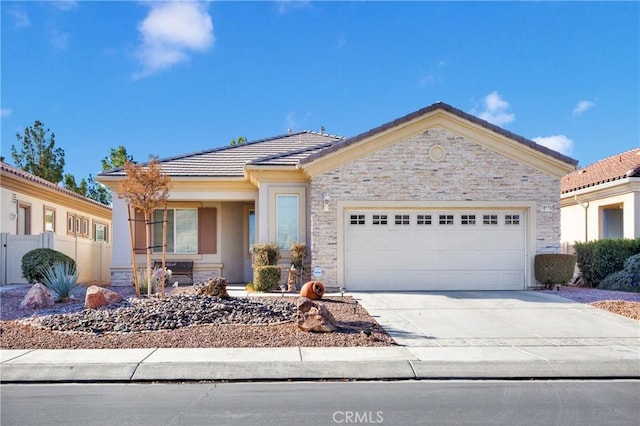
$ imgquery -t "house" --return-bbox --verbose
[0,161,112,284]
[98,102,577,291]
[560,148,640,252]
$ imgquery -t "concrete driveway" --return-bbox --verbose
[354,291,640,366]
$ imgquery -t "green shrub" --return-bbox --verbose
[251,243,281,266]
[40,262,78,302]
[22,248,76,284]
[574,238,640,287]
[597,254,640,293]
[289,243,307,269]
[534,254,576,288]
[253,266,282,292]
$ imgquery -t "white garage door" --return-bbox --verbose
[345,210,526,291]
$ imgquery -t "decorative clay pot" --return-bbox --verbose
[300,281,325,300]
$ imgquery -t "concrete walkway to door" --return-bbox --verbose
[353,291,640,377]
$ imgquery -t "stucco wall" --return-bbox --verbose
[309,127,561,287]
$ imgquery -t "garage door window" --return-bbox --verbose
[505,214,520,225]
[483,215,498,225]
[417,214,432,225]
[395,215,410,225]
[439,214,454,225]
[373,214,387,225]
[461,214,476,225]
[350,214,365,225]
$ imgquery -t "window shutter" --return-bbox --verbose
[198,208,217,254]
[134,210,146,254]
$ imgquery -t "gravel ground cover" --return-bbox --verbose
[0,285,394,349]
[0,285,637,350]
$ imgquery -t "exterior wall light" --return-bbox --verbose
[323,194,330,212]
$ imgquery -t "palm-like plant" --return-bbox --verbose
[40,262,79,302]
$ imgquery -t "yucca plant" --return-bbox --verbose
[39,262,79,302]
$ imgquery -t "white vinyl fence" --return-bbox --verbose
[0,232,112,285]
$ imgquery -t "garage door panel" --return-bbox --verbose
[345,209,526,291]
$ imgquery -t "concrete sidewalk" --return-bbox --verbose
[1,289,639,382]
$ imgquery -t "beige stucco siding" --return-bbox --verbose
[309,127,561,287]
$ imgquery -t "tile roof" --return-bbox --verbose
[561,147,640,193]
[99,131,344,178]
[0,161,111,209]
[300,101,579,167]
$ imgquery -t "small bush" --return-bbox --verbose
[251,243,281,266]
[289,243,307,269]
[22,248,76,284]
[534,254,576,288]
[253,266,282,292]
[598,254,640,292]
[574,238,640,287]
[40,262,78,301]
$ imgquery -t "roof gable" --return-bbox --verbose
[561,148,640,193]
[300,102,578,178]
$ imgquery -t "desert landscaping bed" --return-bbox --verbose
[1,285,638,350]
[0,285,394,349]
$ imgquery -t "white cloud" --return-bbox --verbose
[475,91,515,126]
[533,135,574,156]
[572,100,595,116]
[134,2,214,79]
[50,29,70,50]
[418,73,434,88]
[277,1,311,14]
[8,8,30,28]
[51,1,78,11]
[0,108,13,119]
[285,111,312,131]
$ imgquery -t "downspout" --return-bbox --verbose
[574,195,589,242]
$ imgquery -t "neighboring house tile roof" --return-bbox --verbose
[0,161,111,209]
[561,147,640,194]
[99,131,344,178]
[300,101,579,167]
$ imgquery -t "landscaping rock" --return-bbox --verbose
[296,297,338,332]
[20,283,55,310]
[195,276,229,298]
[84,285,123,309]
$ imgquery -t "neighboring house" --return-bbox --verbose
[98,102,577,291]
[560,148,640,252]
[0,161,112,284]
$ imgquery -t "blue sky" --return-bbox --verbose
[1,1,638,183]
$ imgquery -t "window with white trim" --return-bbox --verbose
[350,214,365,225]
[461,214,476,225]
[152,209,198,253]
[483,214,498,225]
[276,195,298,248]
[94,223,108,242]
[372,214,388,225]
[505,214,520,225]
[395,215,410,225]
[44,207,55,232]
[439,214,454,225]
[417,214,432,225]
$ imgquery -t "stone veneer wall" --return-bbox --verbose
[309,127,561,287]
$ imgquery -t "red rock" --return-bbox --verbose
[84,285,123,309]
[296,297,338,332]
[19,283,55,310]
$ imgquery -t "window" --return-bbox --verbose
[461,214,476,225]
[439,214,454,225]
[83,218,90,237]
[350,214,365,225]
[373,214,388,225]
[67,213,76,234]
[483,215,498,225]
[505,214,520,225]
[44,207,55,232]
[417,214,432,225]
[248,209,255,253]
[276,195,298,248]
[94,223,108,242]
[17,203,31,235]
[152,209,198,253]
[395,214,410,225]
